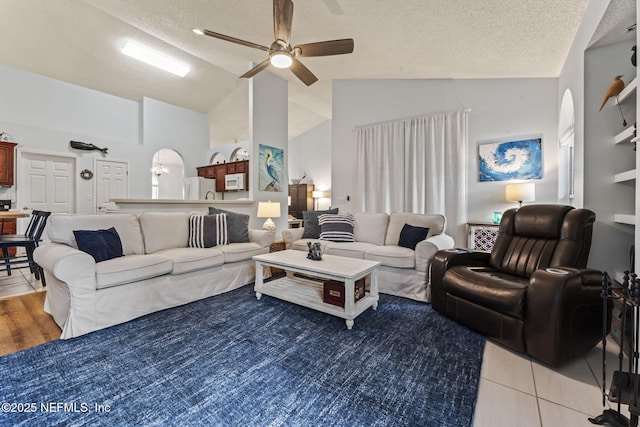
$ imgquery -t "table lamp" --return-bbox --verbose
[257,201,281,233]
[312,190,323,210]
[505,182,535,208]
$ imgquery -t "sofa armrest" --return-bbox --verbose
[33,243,97,291]
[430,249,491,311]
[525,268,609,367]
[248,229,275,248]
[282,228,305,248]
[415,233,456,273]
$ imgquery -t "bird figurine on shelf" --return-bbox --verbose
[599,75,625,111]
[599,75,628,126]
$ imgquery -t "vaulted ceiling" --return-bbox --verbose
[0,0,591,146]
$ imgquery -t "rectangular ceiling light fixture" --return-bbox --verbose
[121,41,190,77]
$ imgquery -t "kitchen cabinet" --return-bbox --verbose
[0,141,17,186]
[196,160,249,192]
[289,184,314,219]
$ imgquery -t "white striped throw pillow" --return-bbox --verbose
[318,214,355,242]
[188,214,228,248]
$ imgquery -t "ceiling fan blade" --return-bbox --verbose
[200,29,269,52]
[273,0,294,44]
[240,58,272,79]
[294,39,354,57]
[290,58,318,86]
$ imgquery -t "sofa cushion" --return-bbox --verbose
[385,213,445,246]
[398,224,430,250]
[217,242,268,263]
[95,254,172,289]
[325,241,379,259]
[209,207,250,243]
[302,208,339,239]
[73,227,123,263]
[319,214,355,242]
[48,213,144,255]
[353,212,389,245]
[139,212,189,253]
[188,214,228,248]
[365,245,416,268]
[155,247,224,275]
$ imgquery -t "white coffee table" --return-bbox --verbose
[253,250,380,329]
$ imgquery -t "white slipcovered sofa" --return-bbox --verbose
[33,212,274,339]
[282,212,455,302]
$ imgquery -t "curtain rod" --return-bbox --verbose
[353,108,471,130]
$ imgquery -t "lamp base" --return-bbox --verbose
[262,217,276,233]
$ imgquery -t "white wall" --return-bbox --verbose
[558,0,632,275]
[584,41,635,275]
[249,70,289,233]
[288,119,332,210]
[0,64,209,213]
[331,78,559,244]
[558,1,610,209]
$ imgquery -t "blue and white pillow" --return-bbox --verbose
[318,214,355,242]
[188,214,228,248]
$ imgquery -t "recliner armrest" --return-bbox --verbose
[430,249,491,310]
[525,267,609,367]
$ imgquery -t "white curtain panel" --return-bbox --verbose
[355,111,468,246]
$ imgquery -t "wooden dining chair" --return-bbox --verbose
[0,210,51,285]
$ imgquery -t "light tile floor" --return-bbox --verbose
[473,338,627,426]
[0,272,628,426]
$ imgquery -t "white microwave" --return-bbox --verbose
[225,173,246,191]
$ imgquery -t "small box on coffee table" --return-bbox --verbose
[323,278,366,308]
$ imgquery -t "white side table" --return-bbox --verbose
[467,222,500,252]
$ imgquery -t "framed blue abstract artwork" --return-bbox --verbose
[478,138,543,182]
[259,144,284,191]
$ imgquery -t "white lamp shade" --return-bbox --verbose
[257,201,281,218]
[312,191,323,199]
[505,182,536,203]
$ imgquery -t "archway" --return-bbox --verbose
[209,152,226,165]
[558,89,575,205]
[151,148,184,199]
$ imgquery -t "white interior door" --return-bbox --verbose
[95,159,128,212]
[20,151,75,214]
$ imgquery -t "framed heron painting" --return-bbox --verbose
[259,144,284,191]
[478,137,543,182]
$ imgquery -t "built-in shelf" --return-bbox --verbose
[614,169,636,183]
[616,76,638,105]
[614,214,636,225]
[614,125,636,144]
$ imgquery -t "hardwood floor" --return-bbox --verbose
[0,291,60,357]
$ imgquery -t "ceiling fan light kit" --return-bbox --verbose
[270,52,293,68]
[194,0,354,86]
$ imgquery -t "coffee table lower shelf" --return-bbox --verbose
[256,275,378,329]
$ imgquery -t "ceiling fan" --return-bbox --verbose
[193,0,354,86]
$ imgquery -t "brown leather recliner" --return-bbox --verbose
[431,204,610,367]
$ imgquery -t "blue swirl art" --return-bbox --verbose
[478,138,542,182]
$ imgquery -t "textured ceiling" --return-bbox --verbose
[0,0,590,146]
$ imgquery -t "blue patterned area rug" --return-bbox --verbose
[0,285,485,426]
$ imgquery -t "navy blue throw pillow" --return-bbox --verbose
[398,223,430,250]
[73,227,124,263]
